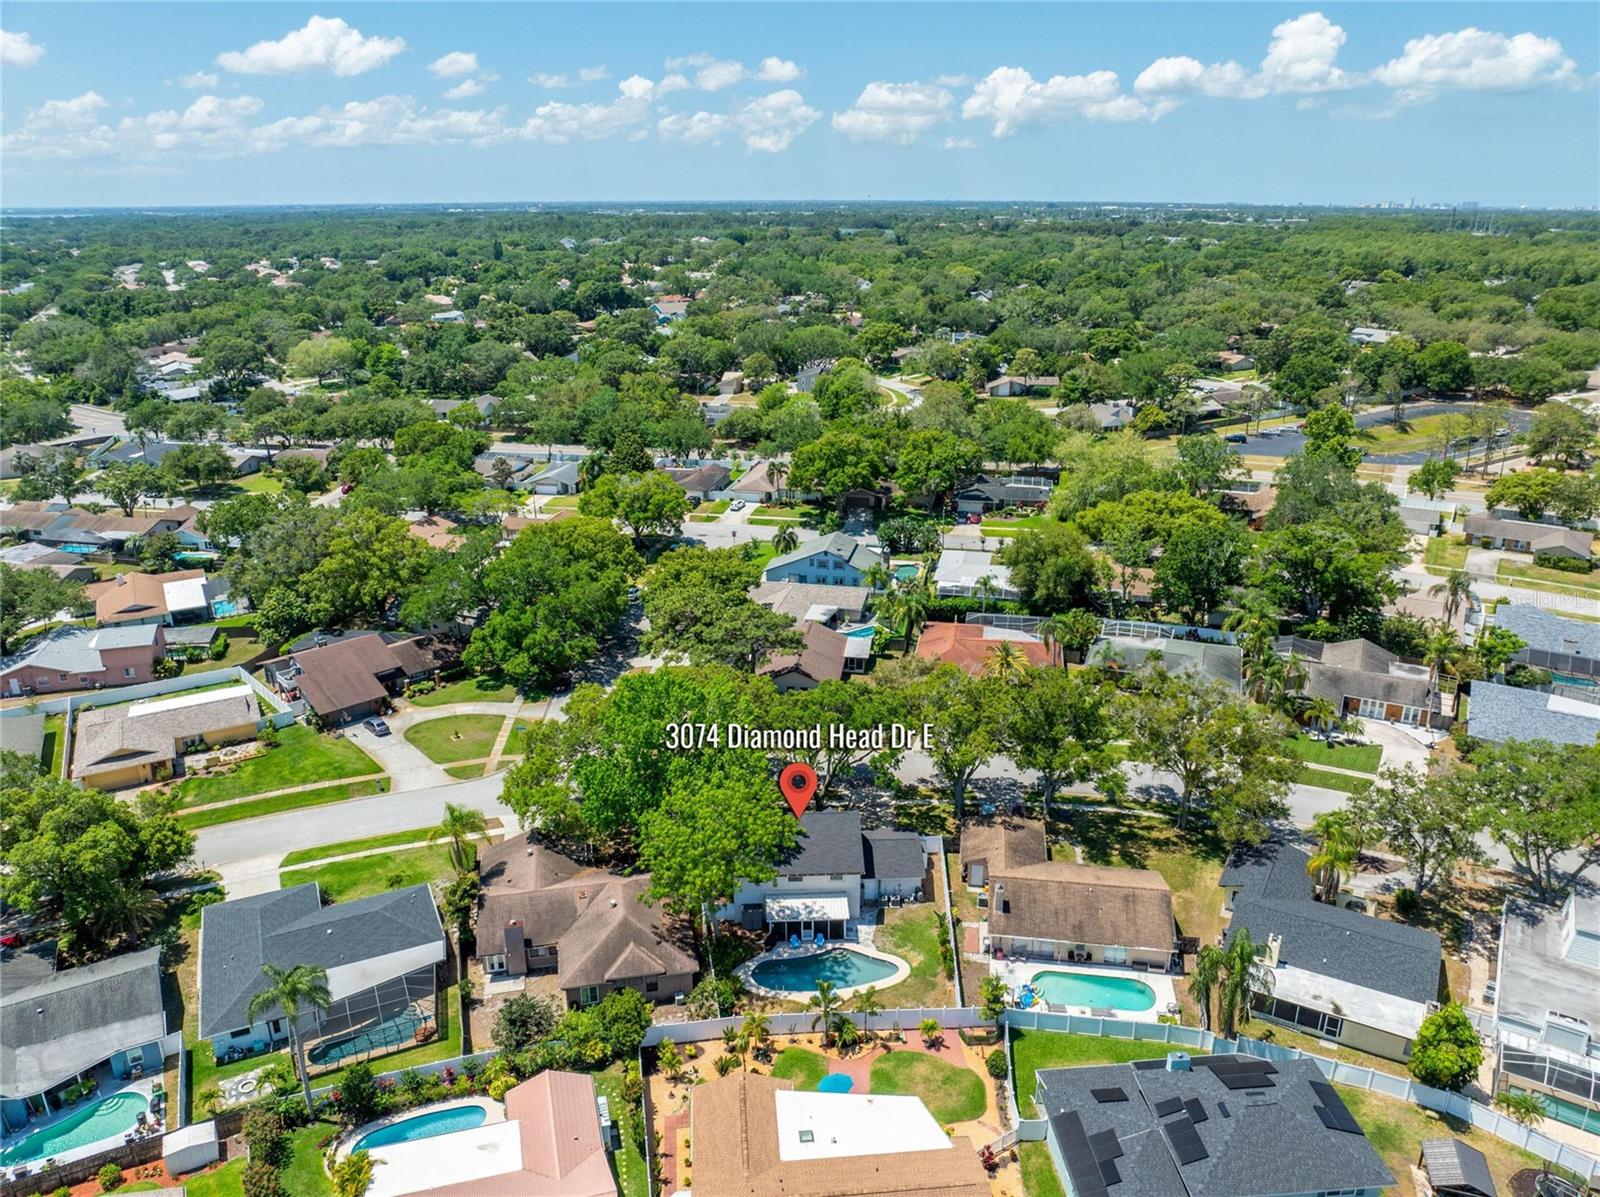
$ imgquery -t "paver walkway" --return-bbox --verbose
[482,697,528,776]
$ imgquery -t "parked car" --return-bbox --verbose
[1224,433,1249,444]
[729,499,746,511]
[362,717,391,736]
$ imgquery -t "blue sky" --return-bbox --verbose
[2,3,1596,208]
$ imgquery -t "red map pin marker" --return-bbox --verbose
[779,762,818,818]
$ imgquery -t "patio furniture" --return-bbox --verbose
[788,934,800,949]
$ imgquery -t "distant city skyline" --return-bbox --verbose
[2,3,1596,209]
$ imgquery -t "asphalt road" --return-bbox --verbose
[1227,400,1533,465]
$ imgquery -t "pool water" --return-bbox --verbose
[353,1104,488,1153]
[750,948,898,993]
[892,565,921,582]
[843,625,877,638]
[210,599,239,617]
[309,1011,425,1065]
[817,1073,855,1093]
[0,1091,149,1166]
[1029,971,1158,1012]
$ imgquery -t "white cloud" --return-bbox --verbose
[962,67,1171,136]
[658,110,731,145]
[578,65,609,82]
[655,73,692,95]
[832,81,952,145]
[1257,11,1354,94]
[429,50,479,78]
[217,16,406,77]
[1372,27,1579,99]
[0,29,44,67]
[5,92,271,159]
[251,96,510,150]
[530,72,572,88]
[521,74,655,142]
[29,91,109,129]
[737,89,818,152]
[942,136,978,150]
[934,73,972,88]
[443,78,486,100]
[695,57,747,91]
[1134,56,1264,99]
[178,70,221,89]
[756,56,803,83]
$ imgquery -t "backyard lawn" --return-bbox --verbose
[1009,1031,1175,1117]
[770,1046,828,1090]
[404,714,507,763]
[869,1052,985,1123]
[594,1062,650,1197]
[875,907,955,1008]
[280,843,471,901]
[41,712,64,775]
[1285,733,1382,773]
[170,725,380,805]
[177,778,387,830]
[1019,1141,1068,1197]
[172,1120,334,1197]
[207,633,266,672]
[409,673,520,706]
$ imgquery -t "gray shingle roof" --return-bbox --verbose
[0,712,47,764]
[1228,895,1442,1005]
[1035,1055,1393,1197]
[198,883,442,1038]
[1420,1138,1498,1197]
[0,625,160,678]
[1466,681,1600,747]
[780,810,866,876]
[1,947,167,1097]
[1492,604,1600,659]
[1219,840,1316,903]
[765,532,882,575]
[863,830,927,882]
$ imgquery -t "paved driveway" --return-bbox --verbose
[342,722,453,791]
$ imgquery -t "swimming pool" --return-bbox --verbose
[0,1091,149,1166]
[210,599,240,617]
[817,1073,855,1093]
[750,948,899,994]
[1029,971,1157,1012]
[308,1011,425,1066]
[843,624,877,638]
[352,1103,488,1153]
[892,564,921,582]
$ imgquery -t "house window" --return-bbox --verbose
[645,980,659,993]
[484,953,507,973]
[124,667,136,678]
[58,673,68,683]
[829,873,844,881]
[578,986,601,1006]
[1104,946,1128,965]
[230,1026,251,1040]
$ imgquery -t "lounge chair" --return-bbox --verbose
[813,931,825,946]
[789,934,800,949]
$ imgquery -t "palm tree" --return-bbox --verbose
[832,1015,862,1054]
[808,980,843,1047]
[854,986,883,1040]
[721,1025,744,1070]
[975,574,999,613]
[765,459,785,503]
[1422,623,1463,731]
[739,1010,771,1067]
[1304,695,1339,744]
[1190,943,1223,1032]
[247,963,332,1114]
[772,524,800,555]
[984,641,1027,682]
[864,562,891,592]
[1191,930,1271,1037]
[897,581,932,641]
[1494,1090,1547,1128]
[1428,569,1474,628]
[578,452,607,491]
[86,886,165,950]
[430,803,490,874]
[1306,811,1360,903]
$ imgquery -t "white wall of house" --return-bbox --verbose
[718,872,862,923]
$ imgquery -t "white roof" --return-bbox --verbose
[766,895,850,922]
[933,550,1014,590]
[773,1090,954,1162]
[366,1117,521,1197]
[1270,963,1430,1041]
[162,576,210,613]
[128,683,253,719]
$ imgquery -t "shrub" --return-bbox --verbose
[242,1105,289,1167]
[1394,888,1420,919]
[258,723,280,749]
[1409,1003,1484,1091]
[51,1187,70,1197]
[1533,553,1592,574]
[337,1062,380,1127]
[488,1073,518,1101]
[331,1150,376,1197]
[97,1163,125,1191]
[210,637,229,660]
[1504,663,1553,689]
[408,679,437,697]
[492,992,560,1053]
[986,1049,1010,1081]
[241,1158,286,1197]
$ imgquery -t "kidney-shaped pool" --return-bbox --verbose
[749,947,900,995]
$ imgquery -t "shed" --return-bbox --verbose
[1418,1138,1497,1197]
[164,1119,220,1175]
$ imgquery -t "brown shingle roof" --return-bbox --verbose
[88,569,207,624]
[959,817,1048,876]
[691,1071,991,1197]
[988,860,1175,953]
[72,687,259,779]
[760,621,847,685]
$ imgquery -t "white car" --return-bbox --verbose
[729,499,746,511]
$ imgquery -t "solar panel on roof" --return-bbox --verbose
[1215,1070,1275,1089]
[1097,1157,1122,1187]
[1216,1100,1231,1118]
[1091,1087,1128,1103]
[1089,1129,1124,1162]
[1183,1098,1209,1124]
[1153,1096,1185,1117]
[1163,1120,1209,1165]
[1052,1111,1111,1197]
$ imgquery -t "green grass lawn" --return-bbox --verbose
[446,763,489,779]
[543,494,581,509]
[207,634,266,672]
[1498,559,1600,594]
[404,714,506,763]
[41,712,65,775]
[181,1159,245,1197]
[869,1052,985,1124]
[980,514,1052,533]
[170,725,380,806]
[234,473,285,495]
[408,673,520,706]
[594,1062,650,1197]
[1359,413,1465,453]
[1019,1140,1068,1197]
[697,499,731,514]
[178,778,387,830]
[281,843,470,901]
[770,1046,828,1090]
[1285,733,1382,773]
[1295,766,1374,794]
[173,1121,334,1197]
[1422,535,1469,574]
[875,907,955,1008]
[280,825,456,867]
[1010,1032,1175,1117]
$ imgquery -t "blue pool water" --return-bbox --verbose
[352,1104,488,1153]
[309,1012,425,1065]
[843,625,877,638]
[210,599,239,617]
[893,565,920,582]
[750,948,898,994]
[817,1073,855,1093]
[1029,971,1157,1012]
[0,1092,149,1166]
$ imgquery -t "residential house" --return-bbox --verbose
[1399,495,1456,535]
[1,946,169,1134]
[1463,513,1593,561]
[795,359,836,392]
[0,625,167,697]
[71,684,260,790]
[1418,1140,1499,1197]
[87,569,227,627]
[475,837,697,1008]
[1088,400,1137,430]
[983,860,1175,971]
[717,370,745,395]
[262,631,458,725]
[750,581,872,625]
[0,500,199,554]
[719,810,927,938]
[959,816,1048,890]
[649,296,690,324]
[197,882,445,1061]
[1490,891,1600,1136]
[726,459,793,504]
[1034,1052,1393,1197]
[690,1071,991,1197]
[915,622,1051,677]
[1218,484,1277,530]
[1489,603,1600,683]
[986,374,1060,397]
[94,440,266,476]
[1350,326,1398,345]
[952,474,1053,515]
[1221,839,1443,1061]
[530,461,582,495]
[759,621,856,692]
[0,541,97,583]
[665,463,732,503]
[1215,349,1255,372]
[932,549,1019,600]
[359,1071,618,1197]
[406,515,465,551]
[762,532,886,587]
[1274,635,1450,728]
[430,310,467,324]
[1465,681,1600,747]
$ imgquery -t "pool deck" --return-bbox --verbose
[737,940,912,1001]
[0,1078,158,1178]
[336,1095,502,1162]
[989,959,1178,1022]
